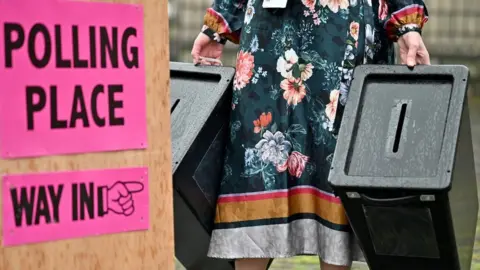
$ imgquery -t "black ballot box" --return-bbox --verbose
[328,65,478,270]
[170,62,235,270]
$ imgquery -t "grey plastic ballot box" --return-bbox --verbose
[328,65,478,270]
[170,62,235,270]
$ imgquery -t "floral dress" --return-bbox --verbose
[201,0,428,266]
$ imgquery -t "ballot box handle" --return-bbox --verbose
[358,193,419,206]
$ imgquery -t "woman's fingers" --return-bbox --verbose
[191,48,201,64]
[191,43,201,64]
[418,53,430,65]
[406,46,418,67]
[397,38,408,65]
[200,58,213,66]
[418,43,431,65]
[200,56,223,66]
[398,31,431,67]
[405,41,420,67]
[195,56,223,66]
[191,33,211,64]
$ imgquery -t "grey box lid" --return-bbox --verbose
[169,62,235,173]
[329,65,469,190]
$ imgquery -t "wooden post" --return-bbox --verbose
[0,0,173,269]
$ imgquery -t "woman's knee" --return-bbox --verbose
[320,260,351,270]
[235,258,271,270]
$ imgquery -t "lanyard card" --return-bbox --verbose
[263,0,288,8]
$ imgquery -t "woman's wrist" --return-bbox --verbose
[201,25,227,45]
[396,24,422,39]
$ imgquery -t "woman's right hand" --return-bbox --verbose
[191,32,224,66]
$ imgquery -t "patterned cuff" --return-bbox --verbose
[384,4,428,41]
[202,25,227,45]
[396,23,422,38]
[203,8,241,44]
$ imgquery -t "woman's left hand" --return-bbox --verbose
[397,31,430,67]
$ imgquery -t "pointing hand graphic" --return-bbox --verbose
[99,181,144,216]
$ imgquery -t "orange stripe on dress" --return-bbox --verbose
[214,187,348,225]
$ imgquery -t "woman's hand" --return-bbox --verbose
[397,31,430,67]
[191,32,224,66]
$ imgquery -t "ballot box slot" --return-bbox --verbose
[392,102,407,153]
[170,99,180,114]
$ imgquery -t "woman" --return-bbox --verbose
[191,0,430,269]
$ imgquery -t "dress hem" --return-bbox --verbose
[207,252,355,267]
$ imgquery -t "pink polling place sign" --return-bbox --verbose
[2,167,149,246]
[0,0,146,158]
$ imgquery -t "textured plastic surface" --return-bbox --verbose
[330,65,469,190]
[170,62,235,270]
[364,205,440,258]
[328,65,478,270]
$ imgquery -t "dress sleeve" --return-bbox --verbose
[383,0,429,41]
[202,0,246,44]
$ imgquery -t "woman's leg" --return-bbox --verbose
[235,258,270,270]
[320,260,351,270]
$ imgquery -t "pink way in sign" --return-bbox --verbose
[2,167,149,246]
[0,0,146,158]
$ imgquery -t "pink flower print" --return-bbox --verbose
[326,89,339,121]
[233,51,255,90]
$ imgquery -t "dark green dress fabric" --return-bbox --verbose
[202,0,428,265]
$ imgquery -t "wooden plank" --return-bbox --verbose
[0,0,173,269]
